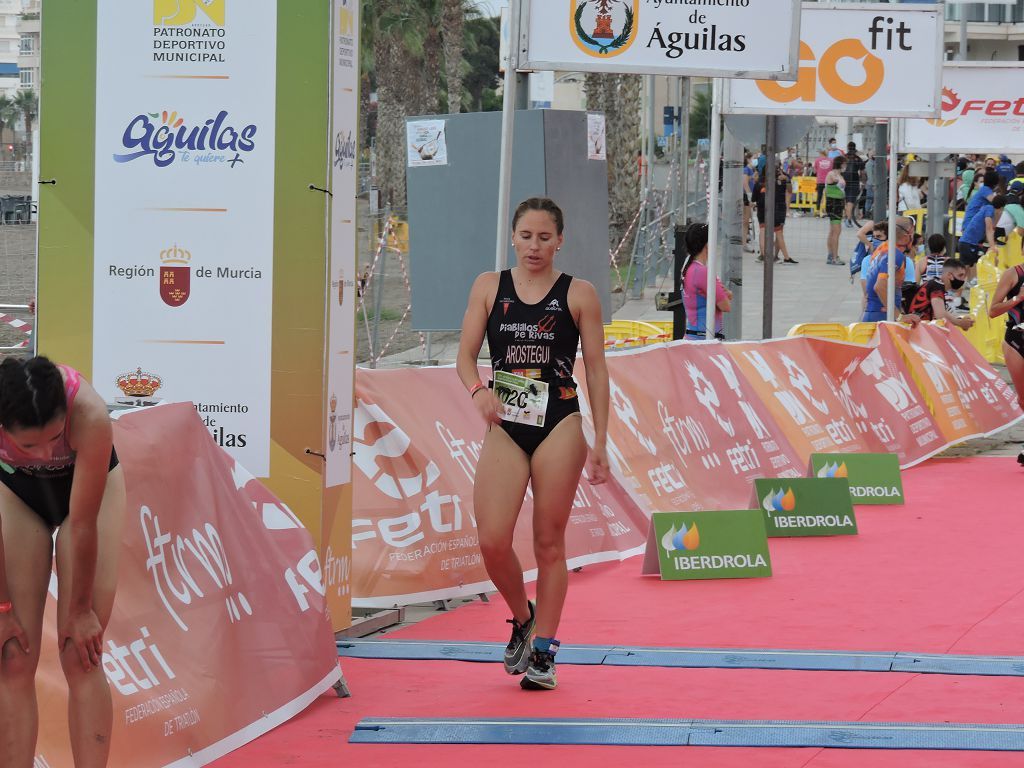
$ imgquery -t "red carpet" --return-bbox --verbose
[213,457,1024,767]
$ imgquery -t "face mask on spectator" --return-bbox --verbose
[950,278,965,290]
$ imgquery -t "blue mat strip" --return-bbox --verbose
[338,640,1024,676]
[351,717,1024,751]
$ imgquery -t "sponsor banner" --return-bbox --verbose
[93,0,278,476]
[804,335,947,467]
[575,344,805,518]
[645,510,772,581]
[726,4,944,118]
[524,0,802,80]
[327,0,360,488]
[753,477,857,537]
[810,452,904,505]
[725,339,875,459]
[35,404,338,767]
[351,367,650,607]
[903,64,1024,154]
[351,325,1020,603]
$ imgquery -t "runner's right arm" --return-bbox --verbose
[989,267,1024,318]
[457,272,502,424]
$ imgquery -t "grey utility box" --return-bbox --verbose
[406,109,611,331]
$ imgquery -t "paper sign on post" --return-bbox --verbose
[643,510,772,581]
[753,478,858,538]
[810,453,904,505]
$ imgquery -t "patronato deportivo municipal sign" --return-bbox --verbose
[523,0,802,80]
[810,453,905,506]
[643,509,772,581]
[752,478,858,538]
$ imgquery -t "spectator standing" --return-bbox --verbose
[897,165,926,214]
[754,166,797,264]
[863,217,915,322]
[843,142,866,227]
[917,234,949,282]
[824,156,847,266]
[997,155,1016,186]
[742,152,756,254]
[959,193,1006,270]
[813,149,833,215]
[827,138,844,159]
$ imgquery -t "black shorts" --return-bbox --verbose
[845,185,861,203]
[957,241,985,267]
[825,196,845,222]
[497,387,581,457]
[743,192,750,206]
[1006,324,1024,357]
[0,448,120,528]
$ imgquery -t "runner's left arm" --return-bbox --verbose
[65,380,113,671]
[574,280,609,485]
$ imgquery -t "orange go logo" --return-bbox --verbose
[757,39,885,106]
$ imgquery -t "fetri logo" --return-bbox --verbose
[817,461,848,479]
[661,522,700,553]
[113,109,257,168]
[570,0,638,59]
[154,0,225,27]
[925,87,1024,128]
[762,487,796,514]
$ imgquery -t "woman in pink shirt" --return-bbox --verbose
[0,356,125,766]
[682,223,732,340]
[813,149,833,215]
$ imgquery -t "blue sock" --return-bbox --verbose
[534,636,559,655]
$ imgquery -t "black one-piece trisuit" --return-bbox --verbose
[485,269,581,456]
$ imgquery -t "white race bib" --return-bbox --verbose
[493,371,548,427]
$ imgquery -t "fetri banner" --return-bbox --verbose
[35,405,339,768]
[352,324,1022,605]
[903,64,1024,154]
[726,5,944,118]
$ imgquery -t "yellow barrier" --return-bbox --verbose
[787,323,849,342]
[847,322,878,345]
[790,176,820,214]
[604,319,670,348]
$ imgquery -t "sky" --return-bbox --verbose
[473,0,506,17]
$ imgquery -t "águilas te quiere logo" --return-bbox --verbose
[114,109,257,169]
[571,0,638,59]
[817,461,848,479]
[661,522,700,553]
[762,488,796,514]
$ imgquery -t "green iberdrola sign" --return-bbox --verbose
[810,453,904,505]
[649,510,772,581]
[753,478,858,537]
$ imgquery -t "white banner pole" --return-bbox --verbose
[495,0,523,271]
[705,78,723,339]
[887,119,899,322]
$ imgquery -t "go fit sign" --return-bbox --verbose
[726,4,944,119]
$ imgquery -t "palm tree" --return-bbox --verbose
[585,73,641,250]
[0,95,15,147]
[441,0,465,114]
[14,89,37,157]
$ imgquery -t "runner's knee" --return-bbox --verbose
[532,529,565,566]
[1,637,37,685]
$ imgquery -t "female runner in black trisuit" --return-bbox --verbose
[457,197,610,690]
[989,263,1024,463]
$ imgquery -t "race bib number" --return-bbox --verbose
[494,371,548,427]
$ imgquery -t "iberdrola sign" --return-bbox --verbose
[753,477,858,537]
[810,453,905,506]
[524,0,802,80]
[644,509,772,581]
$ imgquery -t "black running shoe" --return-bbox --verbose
[1017,450,1024,467]
[520,644,559,690]
[503,601,535,675]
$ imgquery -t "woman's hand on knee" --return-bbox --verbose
[60,609,103,673]
[0,611,30,657]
